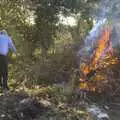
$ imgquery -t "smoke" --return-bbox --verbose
[98,0,120,19]
[77,0,120,64]
[98,0,120,48]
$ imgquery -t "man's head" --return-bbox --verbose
[0,30,8,35]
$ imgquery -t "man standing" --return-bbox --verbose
[0,30,17,92]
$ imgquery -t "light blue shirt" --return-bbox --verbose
[0,34,17,56]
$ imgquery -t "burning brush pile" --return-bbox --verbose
[79,25,120,94]
[77,0,120,97]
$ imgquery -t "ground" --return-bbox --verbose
[0,85,91,120]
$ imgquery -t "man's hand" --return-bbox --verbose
[12,53,17,59]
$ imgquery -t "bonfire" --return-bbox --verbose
[79,23,119,92]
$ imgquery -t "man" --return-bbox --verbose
[0,30,17,92]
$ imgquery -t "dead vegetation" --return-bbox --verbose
[0,88,92,120]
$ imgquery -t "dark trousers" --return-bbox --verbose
[0,54,8,89]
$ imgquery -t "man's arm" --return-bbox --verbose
[8,37,17,53]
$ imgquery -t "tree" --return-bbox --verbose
[0,0,35,57]
[30,0,98,54]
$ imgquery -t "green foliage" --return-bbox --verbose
[0,0,27,31]
[0,0,98,96]
[31,0,97,53]
[34,3,58,51]
[69,18,93,44]
[9,46,77,89]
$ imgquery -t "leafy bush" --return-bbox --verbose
[9,46,78,89]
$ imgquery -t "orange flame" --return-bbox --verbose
[80,27,113,92]
[91,27,112,67]
[83,27,112,75]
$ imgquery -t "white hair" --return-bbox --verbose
[1,30,8,35]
